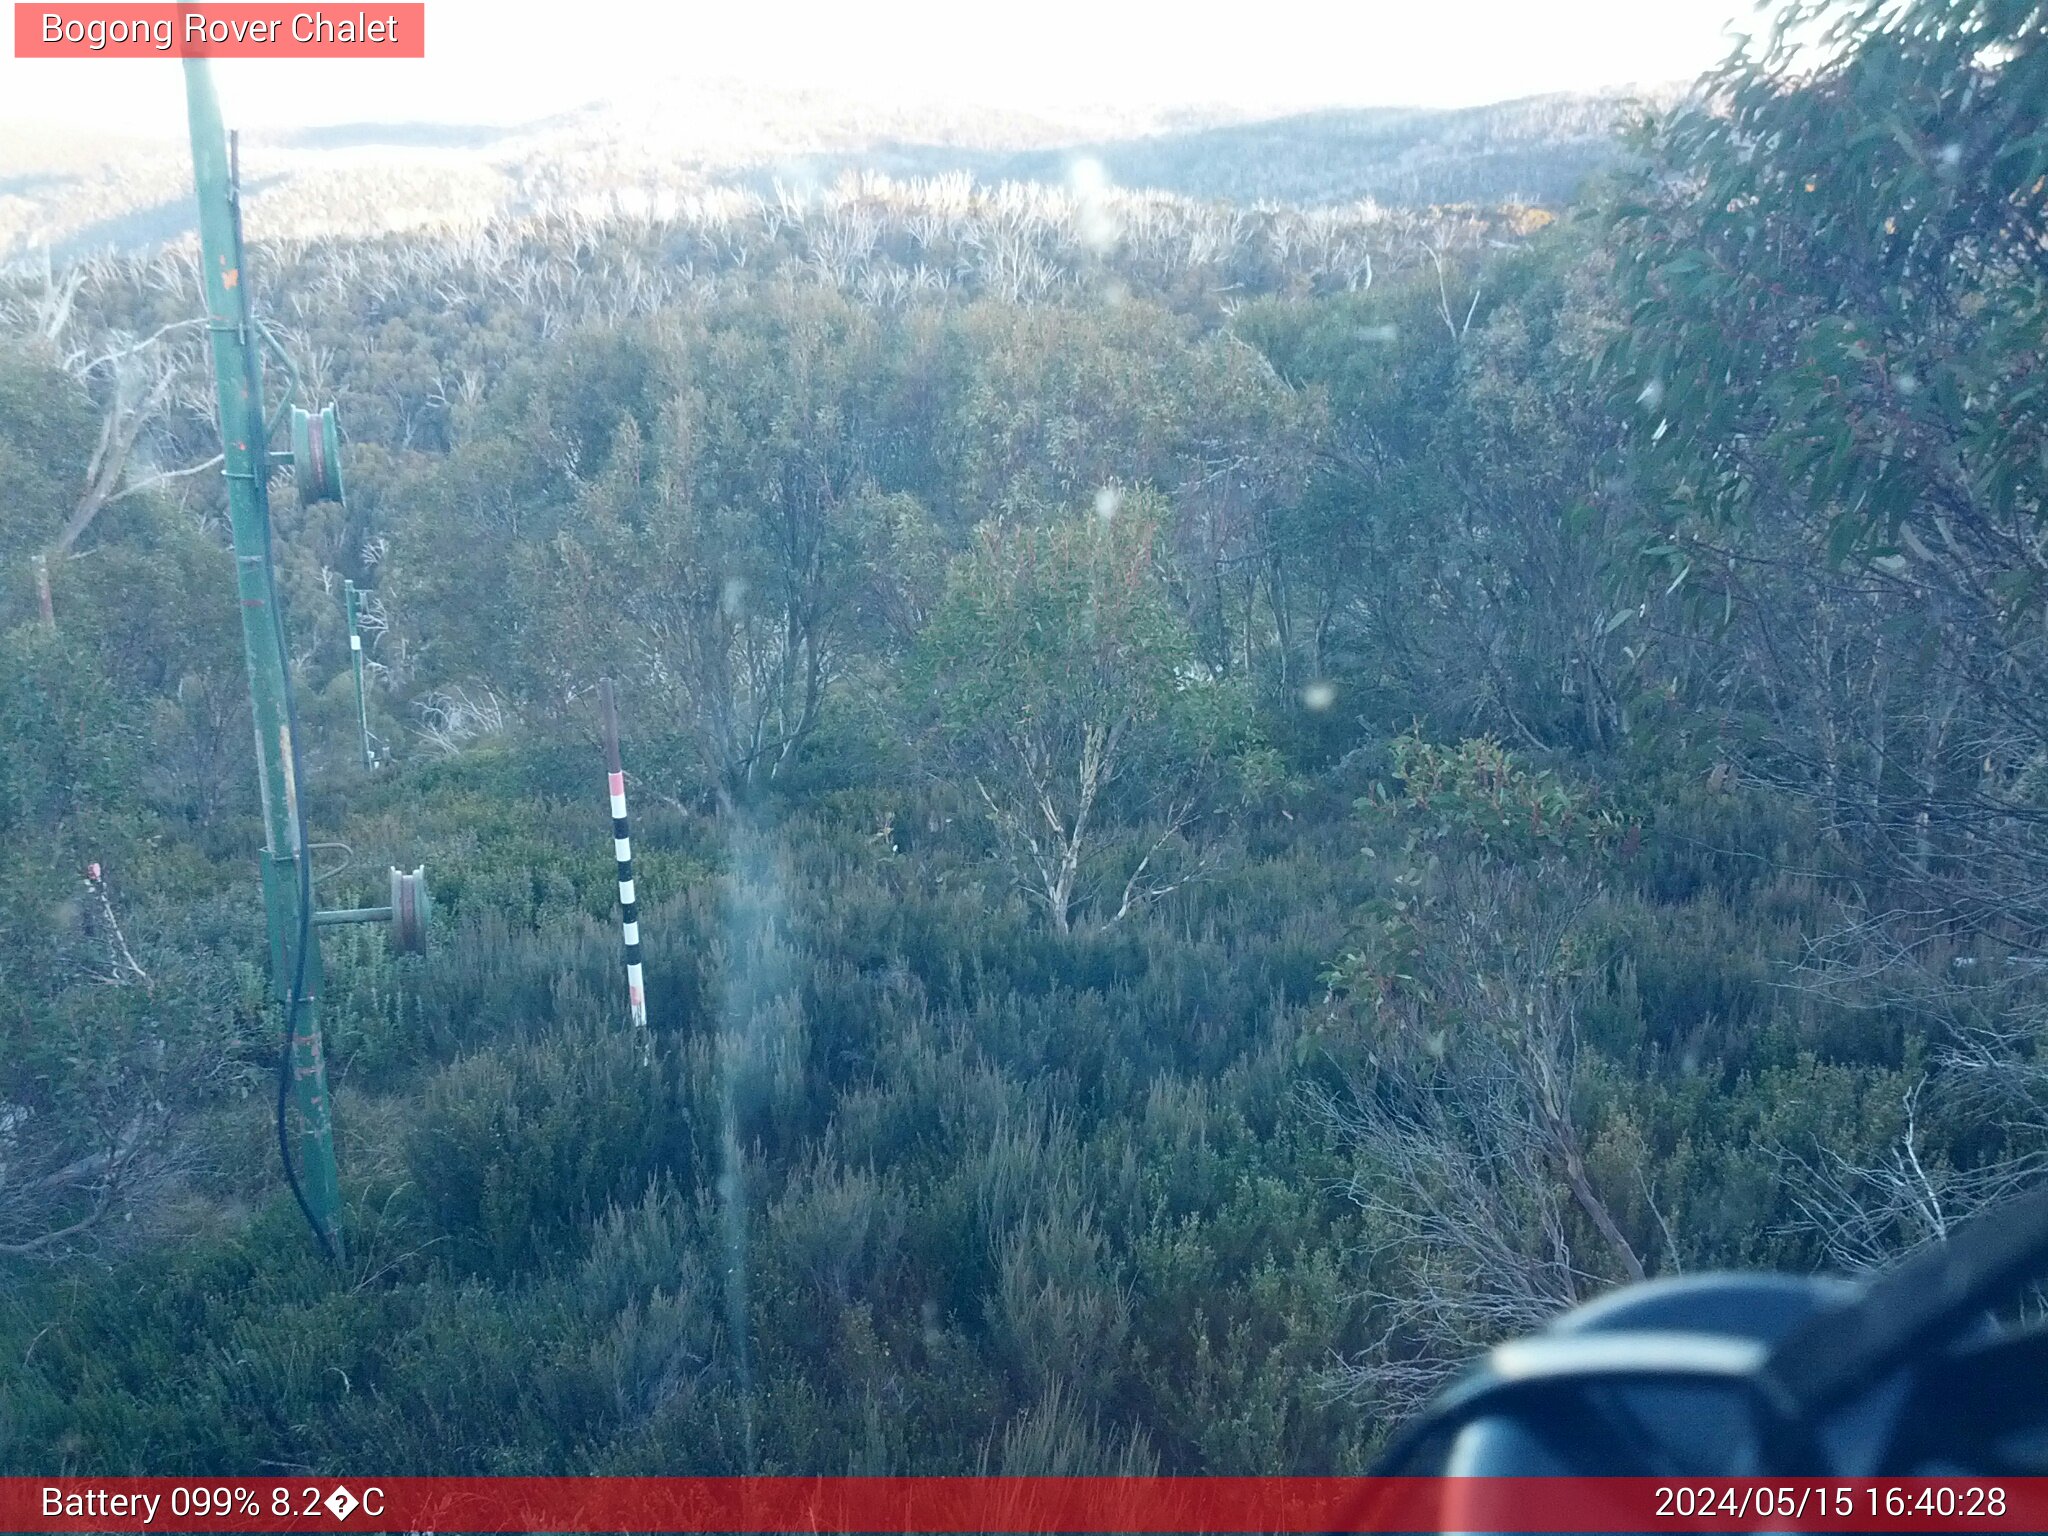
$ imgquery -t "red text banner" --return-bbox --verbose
[14,4,425,58]
[1,1477,2042,1533]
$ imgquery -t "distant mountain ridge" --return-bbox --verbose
[0,83,1670,265]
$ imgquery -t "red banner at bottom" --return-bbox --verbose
[3,1476,2038,1532]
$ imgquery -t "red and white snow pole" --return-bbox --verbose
[599,678,650,1050]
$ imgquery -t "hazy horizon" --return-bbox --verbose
[2,0,1761,141]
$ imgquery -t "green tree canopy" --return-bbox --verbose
[914,495,1246,931]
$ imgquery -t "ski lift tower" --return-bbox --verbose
[185,58,428,1262]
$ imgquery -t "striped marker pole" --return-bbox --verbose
[599,678,651,1056]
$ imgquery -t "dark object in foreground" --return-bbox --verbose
[1377,1183,2048,1481]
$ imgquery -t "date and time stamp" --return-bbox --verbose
[10,1476,2043,1531]
[1653,1482,2012,1522]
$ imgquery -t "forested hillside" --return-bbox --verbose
[1,87,1637,263]
[4,0,2046,1475]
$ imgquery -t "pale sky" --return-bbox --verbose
[2,0,1766,137]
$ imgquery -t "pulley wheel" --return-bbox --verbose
[292,403,347,504]
[388,864,430,954]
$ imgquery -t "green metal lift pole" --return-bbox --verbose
[185,58,345,1260]
[345,580,373,771]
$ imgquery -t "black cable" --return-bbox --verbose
[271,602,329,1263]
[227,130,333,1264]
[265,374,330,1266]
[263,410,329,1263]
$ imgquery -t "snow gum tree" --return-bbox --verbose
[913,493,1246,932]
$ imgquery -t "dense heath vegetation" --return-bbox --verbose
[4,0,2048,1474]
